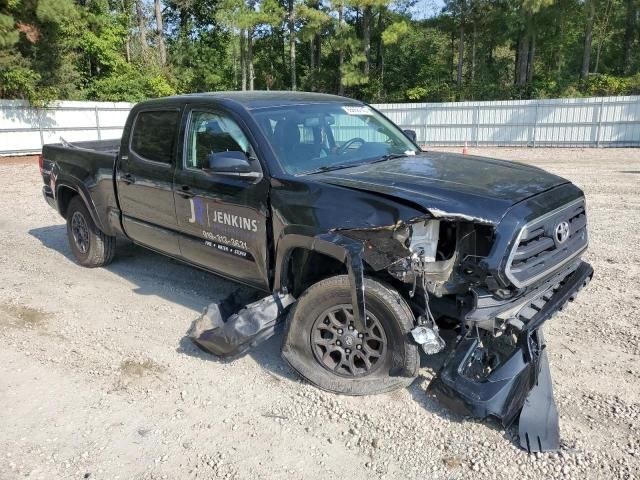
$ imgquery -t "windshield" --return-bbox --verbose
[252,103,418,175]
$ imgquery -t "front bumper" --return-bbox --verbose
[429,261,593,426]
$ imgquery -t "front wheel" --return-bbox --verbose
[66,196,116,268]
[281,275,419,395]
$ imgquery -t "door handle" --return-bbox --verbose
[121,173,135,185]
[178,185,194,199]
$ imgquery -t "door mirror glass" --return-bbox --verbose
[206,150,253,173]
[403,129,417,143]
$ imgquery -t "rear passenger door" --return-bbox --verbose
[172,107,271,291]
[117,108,182,256]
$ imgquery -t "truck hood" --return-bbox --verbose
[311,151,570,225]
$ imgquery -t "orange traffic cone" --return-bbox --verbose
[462,140,469,155]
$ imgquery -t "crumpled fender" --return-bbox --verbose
[274,231,367,331]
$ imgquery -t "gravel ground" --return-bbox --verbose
[1,148,639,480]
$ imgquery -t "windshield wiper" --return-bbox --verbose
[369,152,413,164]
[302,152,415,175]
[303,163,364,175]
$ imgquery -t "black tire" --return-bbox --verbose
[66,196,116,268]
[281,275,419,395]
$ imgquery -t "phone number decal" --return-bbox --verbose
[202,230,249,251]
[202,231,254,260]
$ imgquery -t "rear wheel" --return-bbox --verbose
[282,275,419,395]
[66,196,115,268]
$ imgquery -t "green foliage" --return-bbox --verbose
[36,0,79,23]
[297,2,331,42]
[88,65,176,102]
[0,0,639,104]
[0,13,18,48]
[381,21,408,45]
[521,0,555,15]
[627,74,640,95]
[406,84,458,102]
[216,0,262,30]
[80,6,129,71]
[580,74,630,97]
[342,54,368,86]
[0,63,40,99]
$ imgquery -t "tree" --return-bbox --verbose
[297,0,330,89]
[337,0,345,94]
[135,0,148,56]
[513,0,554,86]
[581,0,596,79]
[380,20,408,97]
[288,0,296,89]
[154,0,167,65]
[443,0,469,87]
[623,0,637,73]
[216,0,267,90]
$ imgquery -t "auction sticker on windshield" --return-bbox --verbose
[342,106,373,115]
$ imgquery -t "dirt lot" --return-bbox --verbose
[1,148,639,480]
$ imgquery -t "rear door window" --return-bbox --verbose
[130,110,180,163]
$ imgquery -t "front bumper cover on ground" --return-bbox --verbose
[428,261,593,452]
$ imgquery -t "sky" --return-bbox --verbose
[408,0,445,20]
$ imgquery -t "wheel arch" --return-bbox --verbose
[274,231,368,331]
[56,182,107,234]
[56,184,78,218]
[279,246,348,297]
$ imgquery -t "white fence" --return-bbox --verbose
[1,95,639,156]
[0,100,133,156]
[373,95,640,147]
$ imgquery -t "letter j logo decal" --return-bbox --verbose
[188,198,205,226]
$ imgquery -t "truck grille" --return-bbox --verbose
[505,198,588,288]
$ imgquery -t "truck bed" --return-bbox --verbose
[41,138,122,237]
[50,138,121,154]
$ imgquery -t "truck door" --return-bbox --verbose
[117,108,182,256]
[173,107,271,291]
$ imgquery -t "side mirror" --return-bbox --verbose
[403,129,417,143]
[206,151,256,175]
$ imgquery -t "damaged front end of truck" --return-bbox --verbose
[191,175,592,453]
[332,193,593,453]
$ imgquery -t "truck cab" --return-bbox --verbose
[116,98,272,291]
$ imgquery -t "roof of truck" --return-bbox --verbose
[141,91,363,111]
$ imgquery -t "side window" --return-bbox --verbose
[130,110,180,163]
[186,111,250,170]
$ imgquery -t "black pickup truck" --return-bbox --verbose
[41,92,592,452]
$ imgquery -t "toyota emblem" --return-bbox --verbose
[554,221,570,244]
